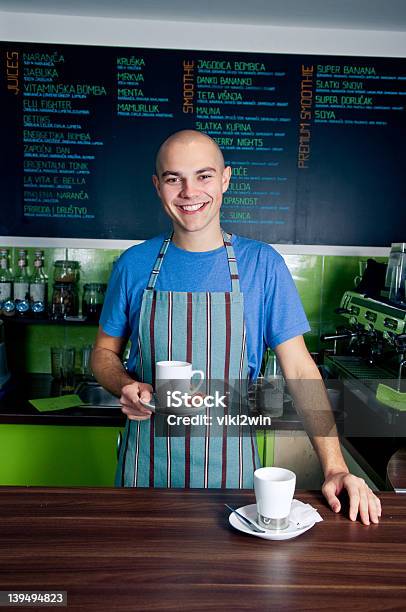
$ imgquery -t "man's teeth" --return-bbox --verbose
[180,203,206,211]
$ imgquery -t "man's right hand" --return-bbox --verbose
[120,381,154,420]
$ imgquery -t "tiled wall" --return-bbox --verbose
[2,246,387,374]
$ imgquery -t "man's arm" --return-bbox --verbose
[91,327,153,420]
[274,336,381,525]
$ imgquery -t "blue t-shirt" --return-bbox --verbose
[100,233,310,379]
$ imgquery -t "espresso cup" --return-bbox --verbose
[254,467,296,530]
[143,361,204,413]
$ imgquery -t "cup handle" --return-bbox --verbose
[190,370,205,394]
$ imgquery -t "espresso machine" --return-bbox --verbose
[321,290,406,385]
[320,244,406,488]
[321,243,406,389]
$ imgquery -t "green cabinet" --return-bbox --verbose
[257,430,275,467]
[0,424,123,486]
[0,424,274,486]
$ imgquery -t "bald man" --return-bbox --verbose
[92,130,381,525]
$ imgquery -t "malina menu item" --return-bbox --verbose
[1,42,405,245]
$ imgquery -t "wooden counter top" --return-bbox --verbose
[0,488,404,610]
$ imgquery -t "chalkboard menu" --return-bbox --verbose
[1,42,405,245]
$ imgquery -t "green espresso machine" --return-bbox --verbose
[320,244,406,488]
[322,243,406,388]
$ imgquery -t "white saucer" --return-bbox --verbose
[228,503,316,540]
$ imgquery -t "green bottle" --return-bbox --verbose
[0,249,13,315]
[29,250,48,317]
[14,249,30,316]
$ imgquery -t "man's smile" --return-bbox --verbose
[175,201,210,214]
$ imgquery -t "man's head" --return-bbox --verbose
[152,130,231,240]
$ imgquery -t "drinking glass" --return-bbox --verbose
[51,346,76,392]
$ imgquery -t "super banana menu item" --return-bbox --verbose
[2,43,405,245]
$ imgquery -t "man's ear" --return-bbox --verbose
[152,174,161,197]
[222,166,232,193]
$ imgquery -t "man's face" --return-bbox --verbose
[152,139,231,236]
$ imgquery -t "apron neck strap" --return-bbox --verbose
[221,229,241,293]
[146,233,172,290]
[146,228,240,292]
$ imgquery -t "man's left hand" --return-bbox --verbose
[322,472,382,525]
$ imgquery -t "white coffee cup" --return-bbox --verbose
[254,467,296,530]
[143,361,204,413]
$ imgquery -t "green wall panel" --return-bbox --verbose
[0,424,122,486]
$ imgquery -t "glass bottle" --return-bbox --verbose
[51,282,79,320]
[14,249,30,316]
[0,249,13,314]
[82,283,106,322]
[53,260,80,284]
[29,249,48,317]
[51,259,80,320]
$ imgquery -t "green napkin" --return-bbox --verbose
[29,394,83,412]
[376,384,406,411]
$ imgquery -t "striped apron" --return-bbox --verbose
[115,229,260,488]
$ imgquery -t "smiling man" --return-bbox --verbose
[152,130,231,250]
[91,129,381,525]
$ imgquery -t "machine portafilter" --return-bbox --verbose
[320,327,360,356]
